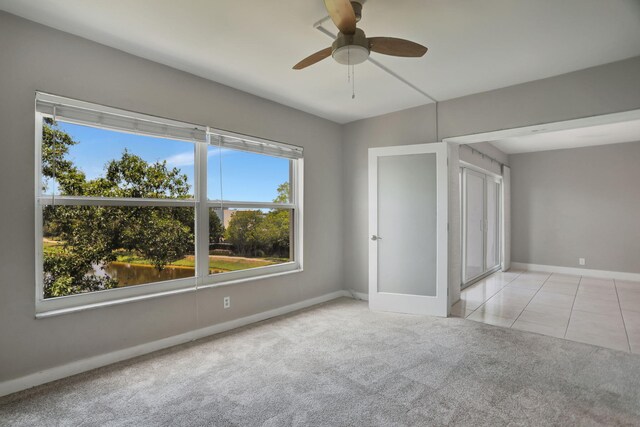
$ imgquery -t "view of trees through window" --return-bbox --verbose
[41,119,292,299]
[210,206,292,275]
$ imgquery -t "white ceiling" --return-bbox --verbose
[1,0,640,124]
[489,119,640,154]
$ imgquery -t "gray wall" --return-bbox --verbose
[3,8,640,385]
[0,12,343,382]
[510,142,640,273]
[343,56,640,294]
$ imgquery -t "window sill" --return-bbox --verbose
[35,267,303,319]
[198,267,303,290]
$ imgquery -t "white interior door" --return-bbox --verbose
[368,143,448,317]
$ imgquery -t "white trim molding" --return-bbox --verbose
[0,290,351,398]
[511,262,640,282]
[442,109,640,146]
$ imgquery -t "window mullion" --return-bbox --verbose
[195,138,210,283]
[205,201,295,210]
[37,196,196,207]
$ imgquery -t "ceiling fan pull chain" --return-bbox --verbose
[352,65,356,99]
[347,46,351,82]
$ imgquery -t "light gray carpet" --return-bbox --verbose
[2,298,640,426]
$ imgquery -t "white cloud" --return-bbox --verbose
[209,147,229,157]
[164,151,195,167]
[164,147,228,168]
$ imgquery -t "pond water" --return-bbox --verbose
[103,262,195,287]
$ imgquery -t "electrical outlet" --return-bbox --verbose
[579,258,586,266]
[223,296,230,309]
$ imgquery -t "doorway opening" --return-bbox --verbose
[460,165,502,288]
[447,108,640,288]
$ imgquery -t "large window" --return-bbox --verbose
[35,93,303,315]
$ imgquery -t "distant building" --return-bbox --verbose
[212,208,236,228]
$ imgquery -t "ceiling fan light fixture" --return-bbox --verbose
[331,28,370,65]
[332,44,369,65]
[292,1,428,70]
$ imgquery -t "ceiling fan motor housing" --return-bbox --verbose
[351,1,363,22]
[332,28,370,65]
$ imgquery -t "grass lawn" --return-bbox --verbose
[43,240,63,254]
[116,253,284,272]
[113,251,287,272]
[43,240,287,273]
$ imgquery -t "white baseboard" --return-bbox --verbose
[346,289,369,301]
[511,262,640,282]
[0,290,352,398]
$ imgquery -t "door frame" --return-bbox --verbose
[485,174,502,271]
[460,164,503,288]
[368,142,449,317]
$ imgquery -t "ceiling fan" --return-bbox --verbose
[293,0,428,70]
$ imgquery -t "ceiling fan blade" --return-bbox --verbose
[324,0,357,34]
[293,47,333,70]
[368,37,428,57]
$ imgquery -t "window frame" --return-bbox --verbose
[34,94,303,317]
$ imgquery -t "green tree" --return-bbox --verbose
[134,209,193,270]
[223,182,291,258]
[273,182,290,203]
[266,181,291,258]
[42,120,194,297]
[41,118,86,195]
[86,150,191,199]
[209,210,224,244]
[224,210,264,256]
[261,209,290,258]
[44,205,120,297]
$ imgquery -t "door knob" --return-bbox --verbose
[371,235,382,241]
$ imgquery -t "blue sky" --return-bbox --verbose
[52,121,290,202]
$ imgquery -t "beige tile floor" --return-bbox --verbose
[451,270,640,354]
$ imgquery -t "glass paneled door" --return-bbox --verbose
[461,168,502,287]
[464,170,485,281]
[368,143,448,317]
